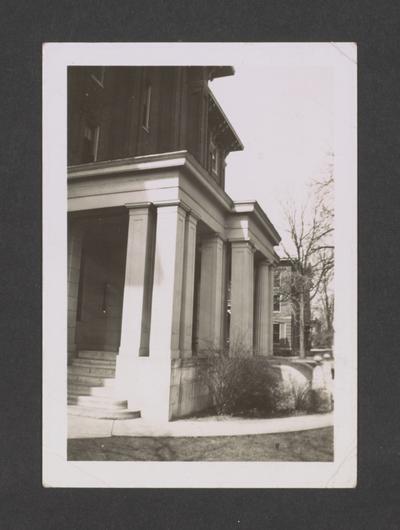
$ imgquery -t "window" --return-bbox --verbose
[273,323,280,344]
[82,123,100,163]
[209,139,220,175]
[142,83,152,131]
[274,270,281,288]
[89,67,105,88]
[210,142,219,175]
[273,294,281,312]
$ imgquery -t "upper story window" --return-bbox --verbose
[142,83,152,131]
[209,138,220,176]
[82,122,100,163]
[273,294,281,312]
[89,67,105,88]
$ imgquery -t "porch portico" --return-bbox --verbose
[68,151,280,421]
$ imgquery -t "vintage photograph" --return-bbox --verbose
[43,43,357,487]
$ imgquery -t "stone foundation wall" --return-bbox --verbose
[270,357,334,409]
[169,358,212,419]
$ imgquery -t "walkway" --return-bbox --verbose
[68,411,333,439]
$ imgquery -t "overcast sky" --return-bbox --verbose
[211,65,334,249]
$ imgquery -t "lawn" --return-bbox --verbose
[68,427,333,461]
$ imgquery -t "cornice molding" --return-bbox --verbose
[232,200,281,246]
[68,150,234,214]
[68,151,188,179]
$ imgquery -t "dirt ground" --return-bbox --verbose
[68,426,333,461]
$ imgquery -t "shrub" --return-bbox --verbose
[201,351,280,416]
[200,342,332,417]
[272,377,313,414]
[309,388,333,413]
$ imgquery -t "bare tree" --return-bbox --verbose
[279,155,334,357]
[314,266,334,348]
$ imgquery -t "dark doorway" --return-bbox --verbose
[73,211,128,351]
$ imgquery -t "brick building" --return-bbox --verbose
[272,259,312,356]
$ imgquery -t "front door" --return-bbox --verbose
[75,213,128,351]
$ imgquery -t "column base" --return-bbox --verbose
[116,353,172,422]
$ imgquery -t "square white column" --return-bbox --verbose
[254,259,272,356]
[149,203,187,358]
[116,204,155,393]
[230,240,255,354]
[180,213,198,357]
[197,234,225,352]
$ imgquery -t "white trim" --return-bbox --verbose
[142,83,152,131]
[90,66,105,88]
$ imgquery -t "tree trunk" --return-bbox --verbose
[299,291,305,358]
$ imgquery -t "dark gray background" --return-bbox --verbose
[1,1,399,528]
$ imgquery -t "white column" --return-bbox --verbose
[180,213,198,357]
[230,240,255,354]
[141,203,187,421]
[116,204,155,393]
[149,203,187,358]
[254,259,272,356]
[67,220,83,361]
[268,264,274,356]
[197,234,225,352]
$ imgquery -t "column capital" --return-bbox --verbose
[152,199,189,211]
[124,202,154,215]
[152,200,202,225]
[230,239,256,253]
[186,211,199,226]
[257,256,274,267]
[153,200,194,224]
[201,231,225,243]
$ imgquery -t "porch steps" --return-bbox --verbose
[68,406,140,420]
[68,373,114,386]
[72,358,117,368]
[67,350,140,420]
[68,395,128,408]
[79,350,117,361]
[69,364,116,378]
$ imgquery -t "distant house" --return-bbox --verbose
[272,259,312,356]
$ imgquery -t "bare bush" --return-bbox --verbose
[201,350,280,416]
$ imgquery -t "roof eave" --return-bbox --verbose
[208,88,244,152]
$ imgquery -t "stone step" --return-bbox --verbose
[68,405,140,420]
[78,350,117,361]
[69,364,116,378]
[72,358,116,369]
[89,385,116,397]
[68,382,115,398]
[68,395,129,409]
[68,373,115,386]
[68,382,95,396]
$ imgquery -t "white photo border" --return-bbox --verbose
[43,42,357,488]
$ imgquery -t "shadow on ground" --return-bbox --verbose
[67,427,333,461]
